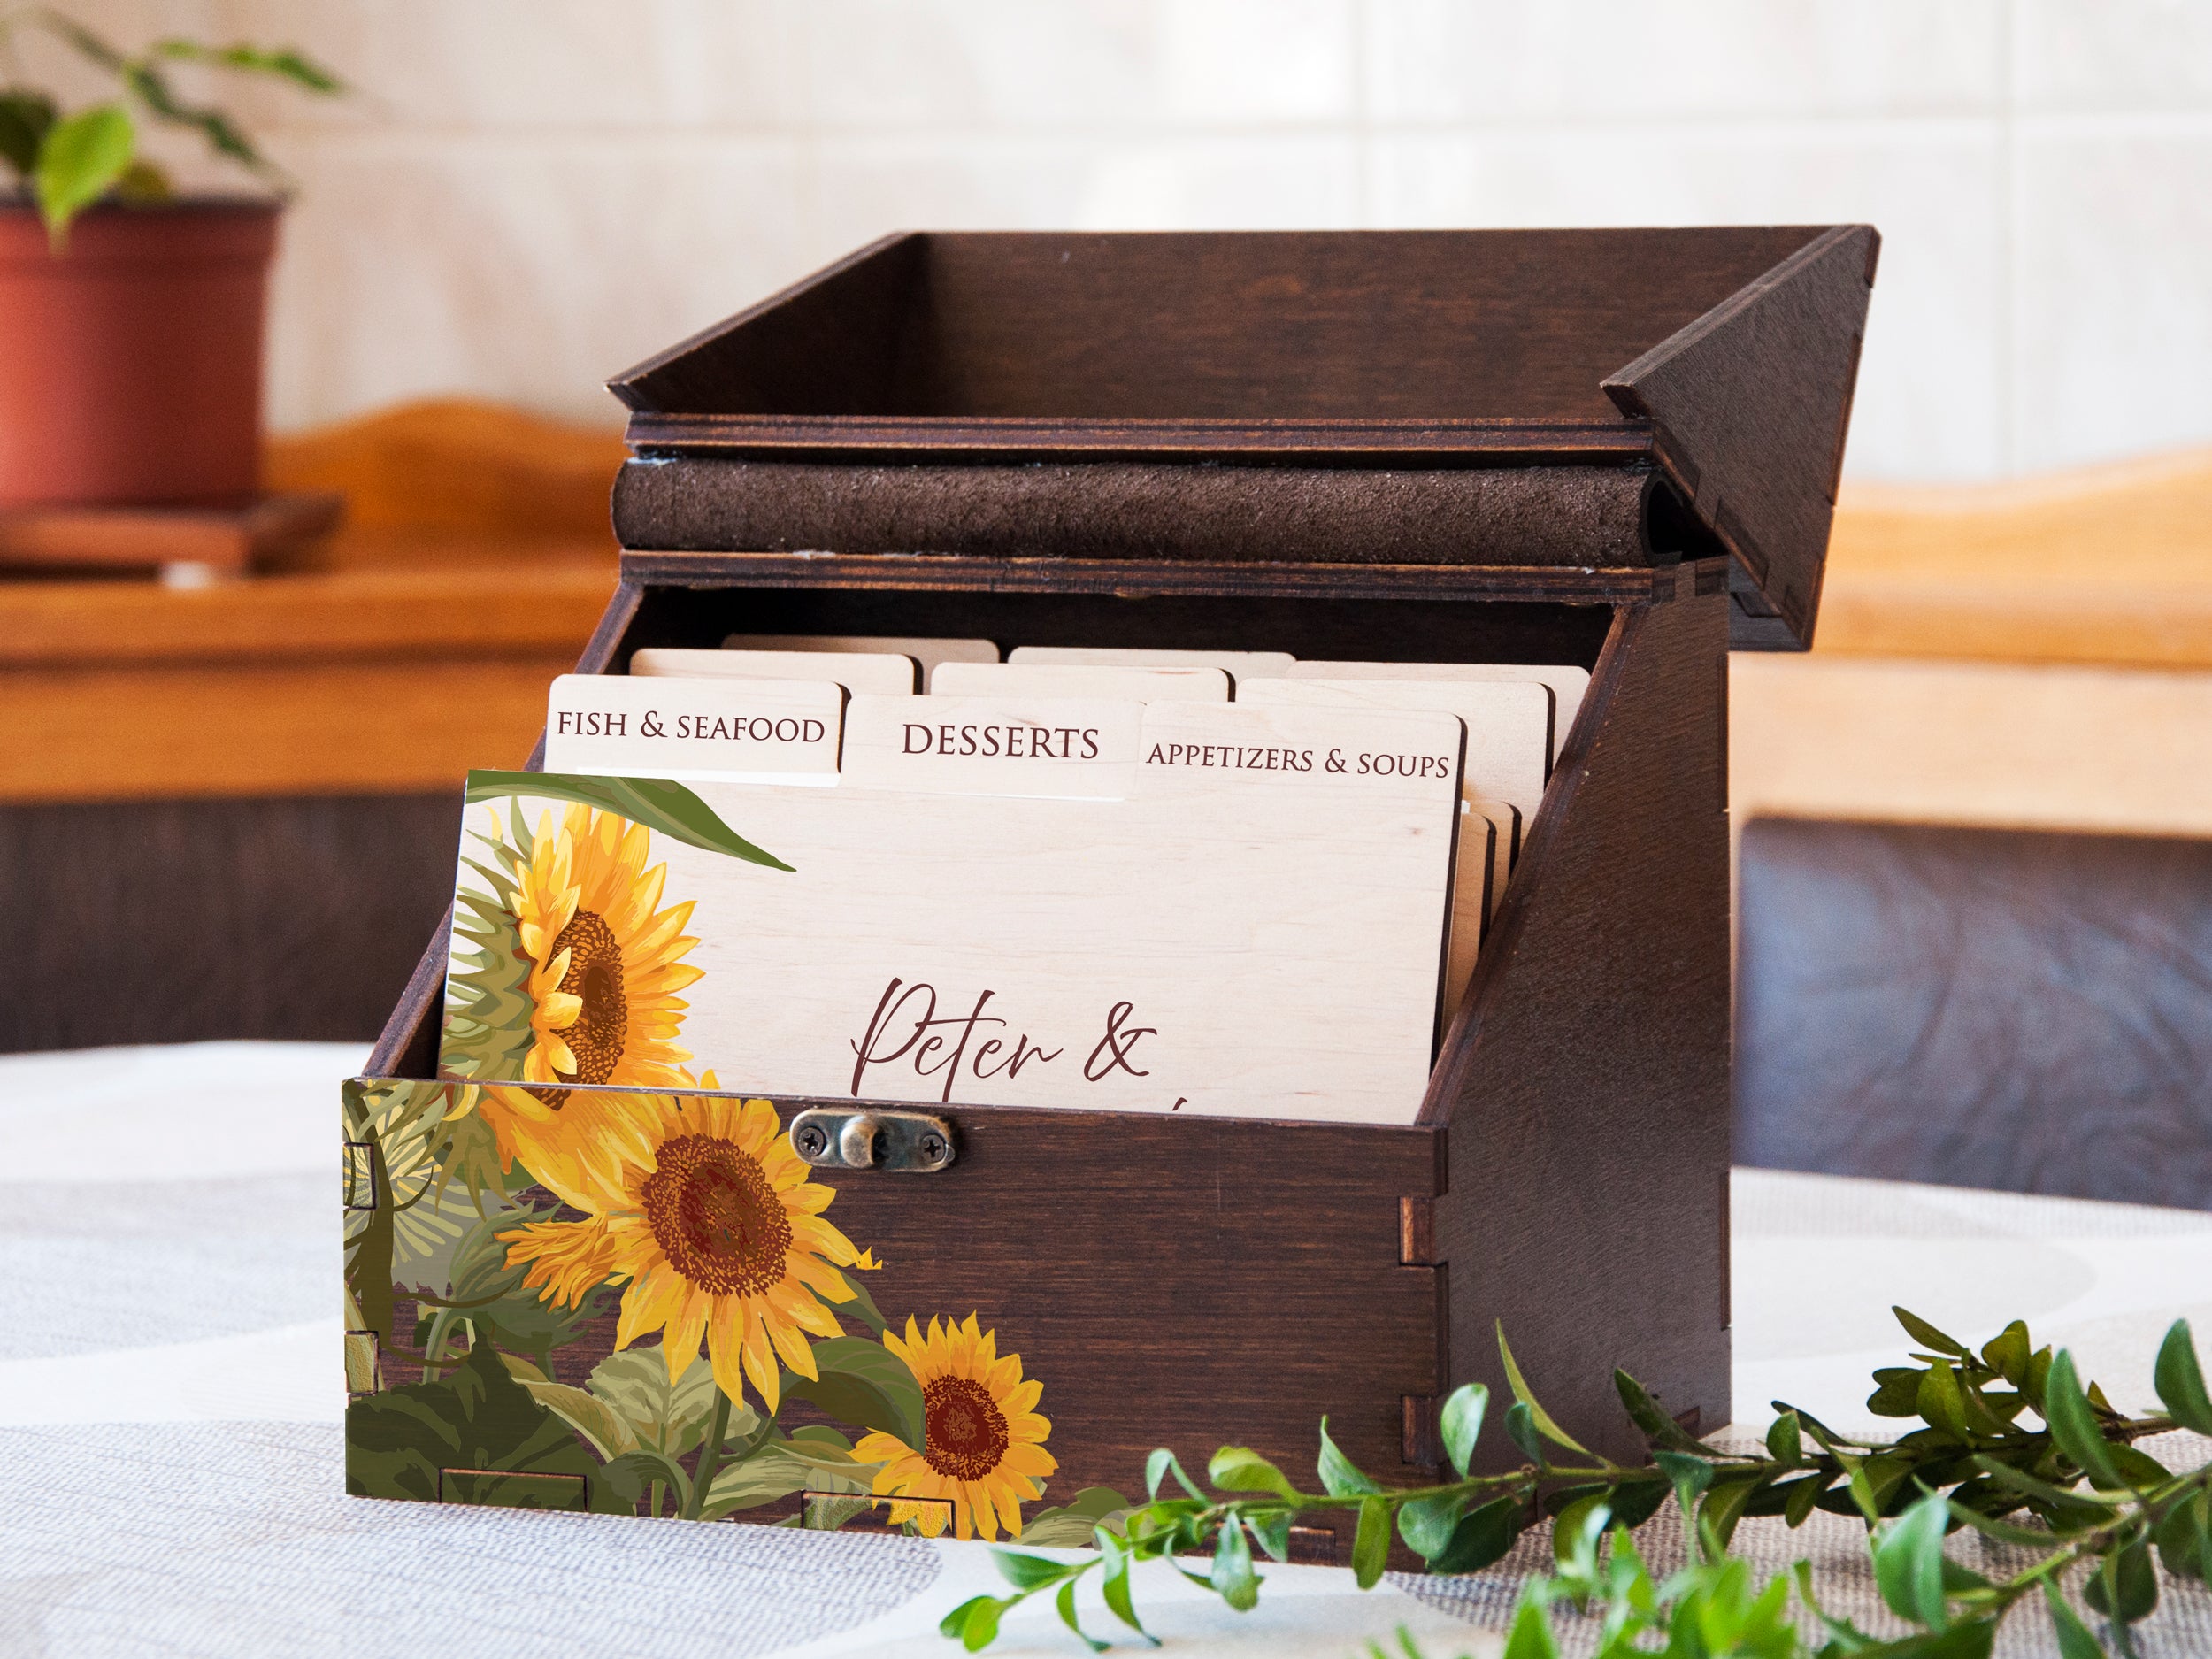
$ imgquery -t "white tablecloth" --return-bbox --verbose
[4,1042,2209,1657]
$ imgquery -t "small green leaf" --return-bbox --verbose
[1352,1496,1392,1588]
[1550,1492,1606,1566]
[1917,1362,1974,1441]
[1870,1366,1930,1417]
[1210,1516,1261,1610]
[1614,1368,1703,1452]
[1783,1472,1832,1527]
[1017,1487,1131,1549]
[1981,1320,2032,1386]
[2154,1486,2212,1584]
[1425,1494,1524,1575]
[0,88,57,177]
[1439,1381,1488,1476]
[2082,1537,2158,1626]
[1096,1530,1154,1641]
[1894,1308,1975,1360]
[1872,1490,1953,1632]
[1052,1578,1106,1654]
[1494,1324,1590,1455]
[1968,1455,2124,1515]
[1503,1402,1545,1466]
[2042,1350,2127,1490]
[1765,1410,1803,1466]
[2042,1581,2106,1659]
[780,1334,924,1448]
[151,39,347,94]
[1245,1509,1291,1563]
[35,103,134,242]
[1655,1448,1714,1518]
[959,1595,1006,1652]
[1500,1591,1560,1659]
[1317,1417,1383,1497]
[939,1594,996,1642]
[1145,1448,1203,1502]
[1697,1478,1764,1553]
[1208,1447,1298,1500]
[992,1550,1078,1592]
[1396,1489,1466,1560]
[2154,1320,2212,1435]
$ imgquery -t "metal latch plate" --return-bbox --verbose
[788,1106,955,1173]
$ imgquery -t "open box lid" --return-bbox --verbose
[610,227,1877,650]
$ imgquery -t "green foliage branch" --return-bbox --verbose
[943,1310,2212,1657]
[0,6,341,242]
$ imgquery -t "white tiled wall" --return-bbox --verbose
[49,0,2212,480]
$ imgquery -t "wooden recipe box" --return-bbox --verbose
[349,227,1876,1554]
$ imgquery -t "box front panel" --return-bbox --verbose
[342,1078,1440,1545]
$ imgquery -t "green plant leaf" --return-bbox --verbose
[1968,1455,2123,1515]
[781,1334,925,1448]
[1146,1448,1204,1502]
[1765,1410,1803,1466]
[1096,1529,1153,1641]
[1870,1366,1930,1417]
[1981,1320,2032,1386]
[2083,1536,2158,1626]
[1697,1478,1765,1553]
[519,1378,638,1463]
[1210,1515,1261,1610]
[1917,1362,1974,1441]
[954,1594,1006,1653]
[1054,1578,1107,1654]
[1352,1496,1392,1589]
[1495,1324,1590,1454]
[1613,1368,1705,1452]
[466,771,794,868]
[1209,1447,1299,1500]
[2154,1486,2212,1583]
[1550,1491,1606,1566]
[1439,1382,1488,1476]
[1872,1490,1953,1632]
[1894,1308,1975,1361]
[0,88,57,177]
[2042,1350,2127,1490]
[35,103,134,242]
[1317,1417,1383,1497]
[1783,1472,1833,1527]
[150,39,347,94]
[1503,1402,1545,1467]
[2154,1319,2212,1435]
[1425,1494,1524,1575]
[1396,1489,1466,1560]
[992,1550,1079,1592]
[2041,1581,2106,1659]
[1655,1448,1714,1518]
[1500,1591,1560,1659]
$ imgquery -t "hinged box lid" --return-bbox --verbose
[610,227,1876,649]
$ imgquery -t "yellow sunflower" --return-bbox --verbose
[510,803,702,1098]
[496,1094,862,1412]
[856,1314,1056,1541]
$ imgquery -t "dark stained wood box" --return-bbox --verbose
[352,227,1875,1555]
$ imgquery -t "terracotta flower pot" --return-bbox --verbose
[0,198,279,509]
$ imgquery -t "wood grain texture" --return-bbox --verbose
[2,791,461,1051]
[1425,592,1732,1463]
[611,457,1669,567]
[1606,226,1878,649]
[370,1088,1446,1549]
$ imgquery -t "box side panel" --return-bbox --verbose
[1428,590,1731,1460]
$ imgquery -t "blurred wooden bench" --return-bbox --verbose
[0,401,622,1049]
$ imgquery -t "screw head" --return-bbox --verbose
[795,1123,828,1159]
[918,1131,948,1164]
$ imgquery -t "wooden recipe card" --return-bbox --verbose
[1006,645,1297,686]
[440,702,1463,1124]
[541,673,844,783]
[928,660,1231,702]
[630,647,919,695]
[1271,661,1591,772]
[721,634,1000,678]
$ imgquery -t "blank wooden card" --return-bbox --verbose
[721,634,1000,677]
[928,661,1231,701]
[1007,645,1297,685]
[1271,662,1590,771]
[631,647,919,695]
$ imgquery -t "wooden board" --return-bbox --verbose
[629,647,918,695]
[0,491,344,574]
[442,703,1463,1123]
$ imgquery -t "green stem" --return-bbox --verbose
[684,1390,735,1522]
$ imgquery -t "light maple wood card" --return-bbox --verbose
[722,634,1000,678]
[1267,661,1591,772]
[1444,804,1498,1031]
[841,694,1141,800]
[542,673,843,782]
[1235,678,1549,832]
[442,703,1460,1124]
[929,661,1231,702]
[1006,645,1298,687]
[631,647,918,695]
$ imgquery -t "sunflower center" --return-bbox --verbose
[549,909,626,1085]
[641,1133,791,1297]
[921,1376,1010,1482]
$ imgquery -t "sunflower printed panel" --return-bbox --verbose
[341,1074,1442,1547]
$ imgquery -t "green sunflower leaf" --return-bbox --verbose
[1018,1487,1132,1548]
[465,770,794,870]
[781,1334,925,1449]
[585,1344,725,1458]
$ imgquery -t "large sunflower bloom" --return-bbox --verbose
[496,1094,861,1413]
[856,1314,1056,1541]
[511,803,701,1098]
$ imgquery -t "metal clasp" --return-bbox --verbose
[788,1106,955,1173]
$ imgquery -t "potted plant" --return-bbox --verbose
[0,10,341,510]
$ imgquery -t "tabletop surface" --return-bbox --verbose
[4,1041,2210,1658]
